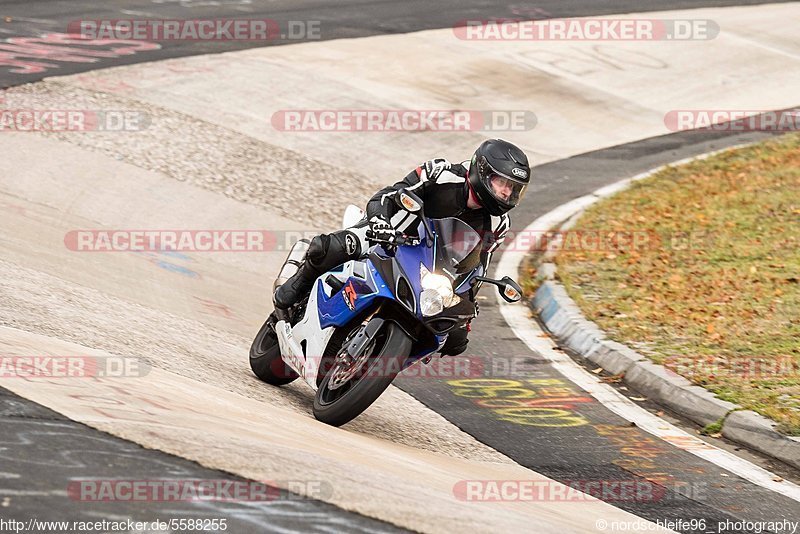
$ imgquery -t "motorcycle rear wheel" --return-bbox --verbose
[249,318,300,386]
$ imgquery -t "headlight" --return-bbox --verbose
[420,265,461,316]
[420,289,444,317]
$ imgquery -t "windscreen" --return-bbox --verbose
[431,217,483,276]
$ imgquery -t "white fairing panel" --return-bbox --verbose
[275,319,308,380]
[342,204,365,229]
[276,261,366,390]
[293,279,334,389]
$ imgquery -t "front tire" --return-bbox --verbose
[313,321,411,426]
[249,318,299,386]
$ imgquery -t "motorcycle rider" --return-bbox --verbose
[273,138,531,356]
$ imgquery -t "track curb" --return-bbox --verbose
[526,146,800,471]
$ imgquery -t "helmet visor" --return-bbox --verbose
[487,174,527,206]
[478,157,528,207]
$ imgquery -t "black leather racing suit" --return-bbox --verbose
[274,158,511,355]
[365,158,512,355]
[365,158,510,256]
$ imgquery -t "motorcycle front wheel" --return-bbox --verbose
[313,321,411,426]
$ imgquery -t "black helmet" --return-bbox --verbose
[468,139,531,216]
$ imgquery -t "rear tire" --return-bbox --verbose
[313,322,411,426]
[249,318,299,386]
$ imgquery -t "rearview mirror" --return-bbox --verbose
[395,188,423,213]
[472,275,523,303]
[500,277,522,303]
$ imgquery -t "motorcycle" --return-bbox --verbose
[249,188,523,426]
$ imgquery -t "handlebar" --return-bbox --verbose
[365,229,421,248]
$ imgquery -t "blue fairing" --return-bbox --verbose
[317,262,390,329]
[319,221,435,329]
[316,224,451,364]
[392,238,430,313]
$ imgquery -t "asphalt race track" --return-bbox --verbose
[0,0,794,87]
[2,0,799,533]
[0,389,405,532]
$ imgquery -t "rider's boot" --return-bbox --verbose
[273,230,363,310]
[274,261,319,310]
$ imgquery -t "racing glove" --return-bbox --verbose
[366,216,396,245]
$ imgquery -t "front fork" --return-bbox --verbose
[335,305,383,367]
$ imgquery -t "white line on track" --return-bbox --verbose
[0,490,67,496]
[495,147,800,504]
[721,32,800,62]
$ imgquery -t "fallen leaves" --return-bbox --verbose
[552,133,800,434]
[601,374,625,384]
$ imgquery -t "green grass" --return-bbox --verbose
[701,417,726,437]
[550,133,800,434]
